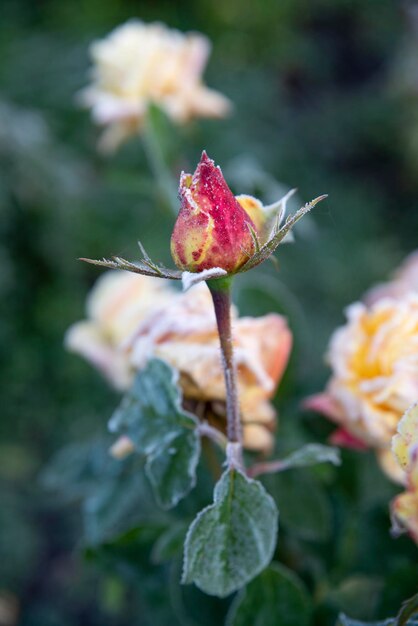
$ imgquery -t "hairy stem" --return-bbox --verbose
[198,422,227,450]
[247,460,286,479]
[207,278,243,469]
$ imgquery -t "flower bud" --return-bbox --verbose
[170,152,256,273]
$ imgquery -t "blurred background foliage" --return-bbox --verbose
[1,0,418,624]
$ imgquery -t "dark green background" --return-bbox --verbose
[1,1,417,624]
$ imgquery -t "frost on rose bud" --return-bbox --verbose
[170,152,256,273]
[81,153,325,283]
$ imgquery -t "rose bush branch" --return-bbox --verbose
[81,152,327,472]
[79,151,328,596]
[142,105,180,216]
[247,443,342,478]
[207,277,243,470]
[197,421,227,450]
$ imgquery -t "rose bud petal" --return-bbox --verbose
[170,151,256,273]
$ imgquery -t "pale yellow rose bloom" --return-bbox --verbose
[392,458,418,544]
[306,295,418,482]
[392,403,418,471]
[65,271,174,389]
[391,405,418,544]
[66,271,292,453]
[80,20,231,151]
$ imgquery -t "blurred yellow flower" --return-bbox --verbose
[80,20,231,151]
[65,271,173,389]
[391,405,418,544]
[392,457,418,543]
[392,403,418,471]
[66,271,292,454]
[306,295,418,482]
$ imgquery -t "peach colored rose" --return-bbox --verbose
[391,405,418,544]
[80,20,231,152]
[306,295,418,482]
[129,287,292,452]
[65,270,174,389]
[66,271,292,453]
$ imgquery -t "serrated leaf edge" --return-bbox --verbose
[181,468,279,597]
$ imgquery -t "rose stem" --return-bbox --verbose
[207,277,243,470]
[142,107,179,216]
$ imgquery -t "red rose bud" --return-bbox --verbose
[170,152,256,273]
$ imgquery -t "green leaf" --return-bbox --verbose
[80,254,182,280]
[182,468,278,597]
[109,359,201,509]
[396,594,418,626]
[226,562,312,626]
[109,359,197,448]
[279,444,341,470]
[146,429,200,509]
[249,444,341,478]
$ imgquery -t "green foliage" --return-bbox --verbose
[396,594,418,626]
[109,359,201,509]
[226,563,312,626]
[275,443,341,471]
[42,438,166,545]
[182,468,278,597]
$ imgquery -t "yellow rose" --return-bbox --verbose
[306,295,418,482]
[80,20,231,151]
[66,272,292,454]
[392,457,418,544]
[391,405,418,544]
[392,403,418,471]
